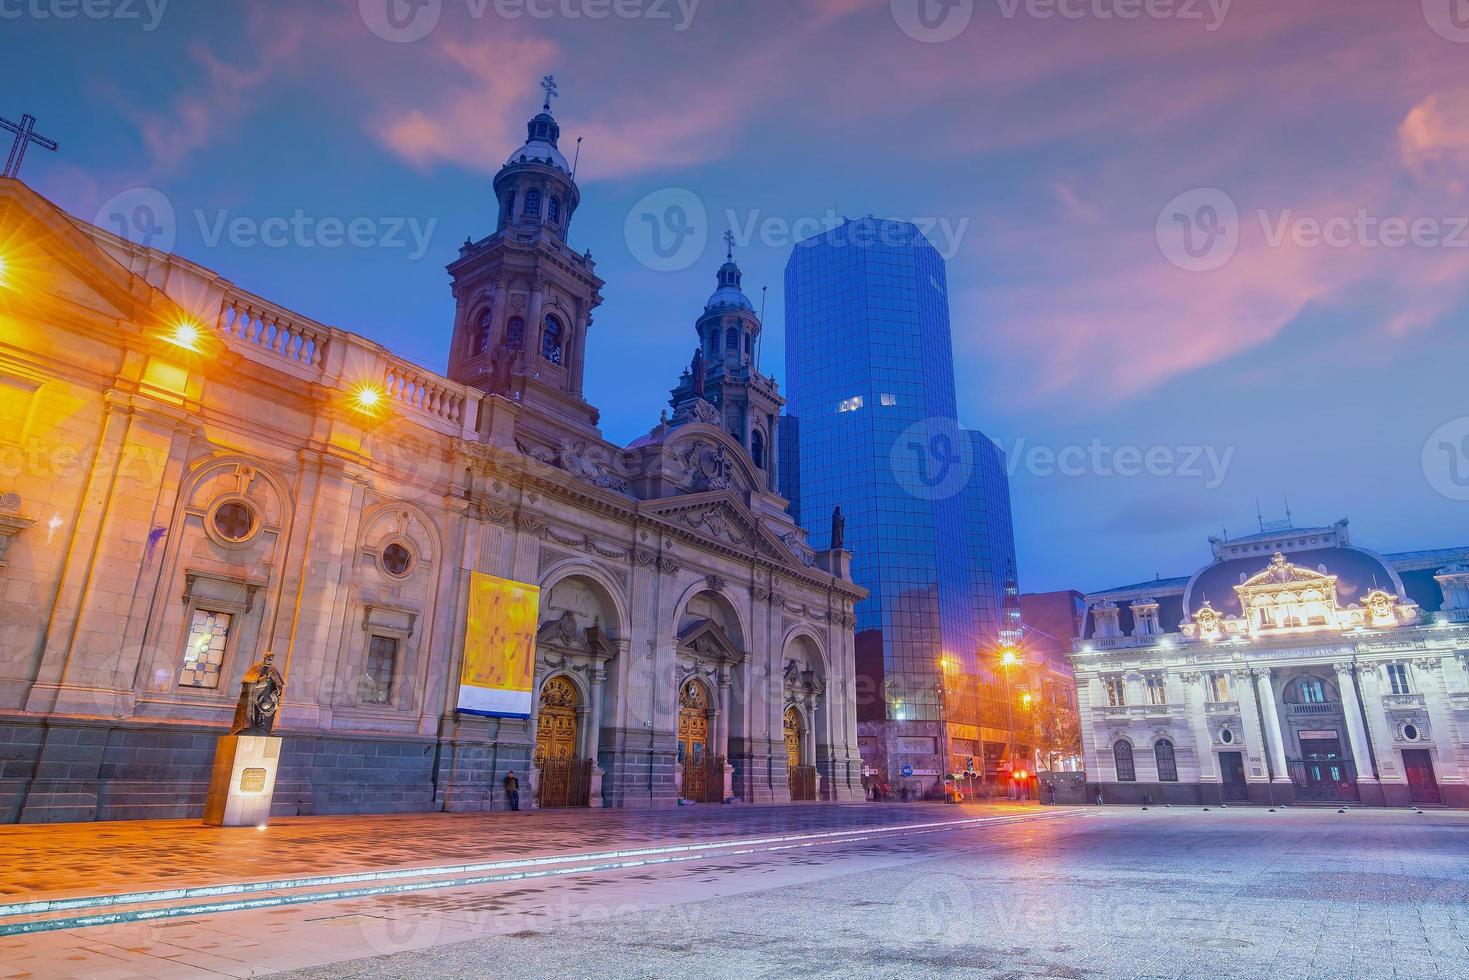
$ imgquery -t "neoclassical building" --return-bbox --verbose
[1071,519,1469,807]
[0,90,864,822]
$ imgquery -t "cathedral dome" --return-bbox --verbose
[705,258,753,312]
[505,109,571,174]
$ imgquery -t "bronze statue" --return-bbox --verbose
[831,506,845,551]
[230,652,285,736]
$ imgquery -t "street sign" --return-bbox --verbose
[900,764,914,777]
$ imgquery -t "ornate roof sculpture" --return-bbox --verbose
[1176,551,1421,641]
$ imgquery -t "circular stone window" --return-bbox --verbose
[1402,723,1421,742]
[211,501,257,542]
[1220,728,1235,745]
[381,542,415,578]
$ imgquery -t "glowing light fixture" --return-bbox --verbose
[353,383,386,412]
[166,320,202,351]
[999,647,1020,668]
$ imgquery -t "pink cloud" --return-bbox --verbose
[132,11,304,175]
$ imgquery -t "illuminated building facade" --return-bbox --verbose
[0,92,863,822]
[781,218,1019,795]
[1072,519,1469,807]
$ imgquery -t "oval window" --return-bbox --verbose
[382,542,414,577]
[1220,728,1234,745]
[1402,723,1420,742]
[212,501,256,542]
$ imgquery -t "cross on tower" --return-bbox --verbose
[2,112,58,180]
[540,75,559,110]
[724,229,737,260]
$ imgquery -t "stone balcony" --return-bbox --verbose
[1206,701,1240,716]
[1382,694,1426,710]
[1285,702,1341,717]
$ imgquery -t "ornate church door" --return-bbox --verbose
[535,676,587,807]
[786,706,817,801]
[678,680,710,801]
[784,706,803,771]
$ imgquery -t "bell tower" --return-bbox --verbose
[447,76,605,435]
[669,236,785,492]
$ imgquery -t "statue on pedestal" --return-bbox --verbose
[230,652,285,736]
[691,348,706,400]
[831,506,845,551]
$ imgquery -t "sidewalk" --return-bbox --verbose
[0,802,1048,910]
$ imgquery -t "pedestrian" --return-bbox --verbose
[504,769,521,811]
[1048,782,1058,806]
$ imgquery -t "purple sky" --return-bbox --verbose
[5,0,1469,592]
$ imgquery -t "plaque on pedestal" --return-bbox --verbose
[203,735,281,827]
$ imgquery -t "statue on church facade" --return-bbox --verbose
[691,347,706,400]
[831,506,845,551]
[230,652,285,736]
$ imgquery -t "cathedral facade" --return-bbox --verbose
[0,92,864,822]
[1072,520,1469,807]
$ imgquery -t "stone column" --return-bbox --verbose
[1182,672,1219,783]
[1254,668,1291,783]
[587,660,606,759]
[714,665,731,756]
[1334,663,1376,784]
[1234,669,1269,784]
[1417,657,1460,775]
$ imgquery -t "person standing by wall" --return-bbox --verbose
[503,770,521,811]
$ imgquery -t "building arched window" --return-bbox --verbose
[505,316,526,353]
[548,197,561,225]
[474,308,493,356]
[1154,739,1178,782]
[725,326,738,351]
[1299,678,1327,704]
[502,190,516,224]
[541,314,563,364]
[523,188,541,219]
[751,429,766,470]
[1114,741,1136,782]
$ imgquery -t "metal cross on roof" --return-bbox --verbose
[724,229,737,259]
[2,113,58,180]
[540,75,559,110]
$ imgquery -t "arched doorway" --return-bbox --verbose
[678,679,717,802]
[786,705,817,801]
[534,676,590,807]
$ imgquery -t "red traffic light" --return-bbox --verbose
[1012,770,1029,780]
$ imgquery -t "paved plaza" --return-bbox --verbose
[0,804,1466,978]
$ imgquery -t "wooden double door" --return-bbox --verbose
[785,706,817,801]
[678,680,722,802]
[535,676,590,808]
[1403,750,1442,805]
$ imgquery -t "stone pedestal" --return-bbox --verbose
[589,765,605,808]
[203,735,282,827]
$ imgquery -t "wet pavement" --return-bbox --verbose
[2,804,1465,978]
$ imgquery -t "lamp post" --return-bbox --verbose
[1000,646,1020,798]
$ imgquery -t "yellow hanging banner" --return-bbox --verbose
[457,572,540,718]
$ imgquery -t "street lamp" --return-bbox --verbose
[999,644,1021,797]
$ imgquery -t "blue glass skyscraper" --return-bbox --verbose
[782,218,1020,792]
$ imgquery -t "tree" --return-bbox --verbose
[1034,688,1082,772]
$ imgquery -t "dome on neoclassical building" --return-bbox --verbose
[491,76,580,243]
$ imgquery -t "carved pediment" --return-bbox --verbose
[678,618,744,664]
